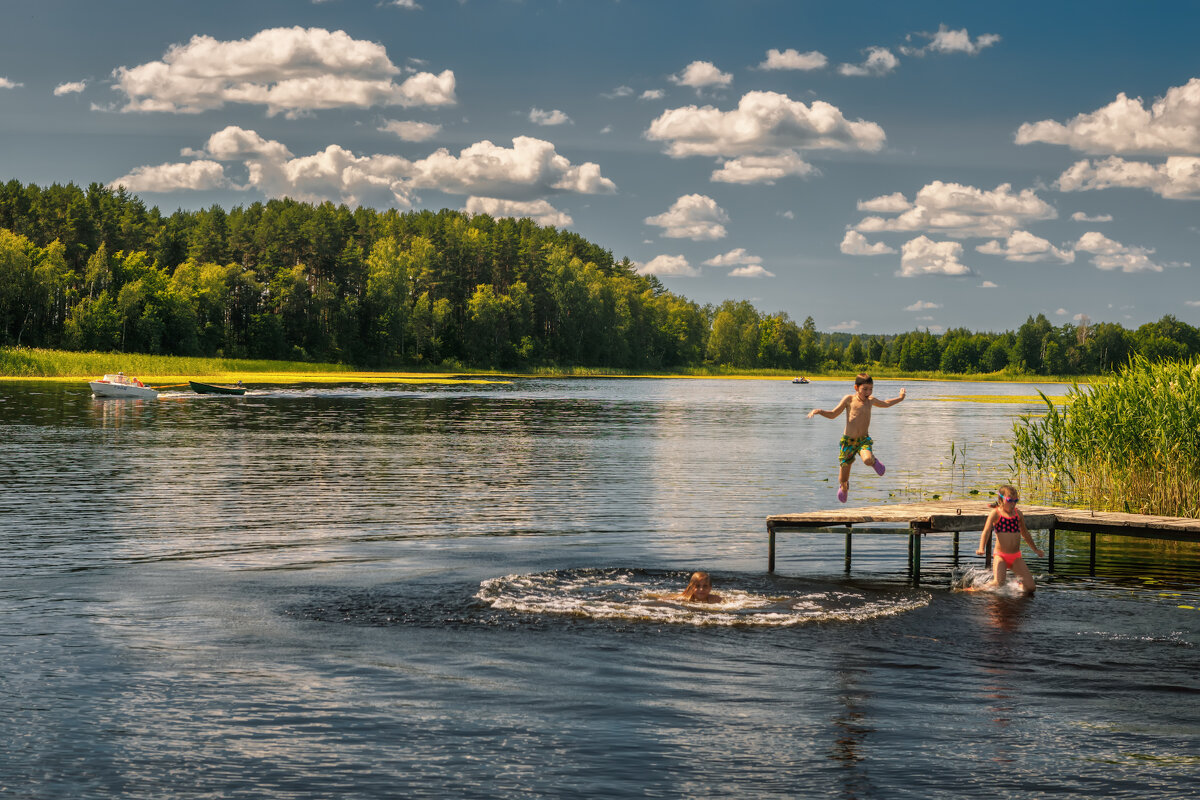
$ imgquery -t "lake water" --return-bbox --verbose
[2,377,1197,799]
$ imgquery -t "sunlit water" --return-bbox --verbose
[2,377,1197,799]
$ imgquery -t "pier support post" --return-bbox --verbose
[909,525,923,586]
[844,527,852,573]
[768,523,776,574]
[1047,522,1056,572]
[952,531,959,565]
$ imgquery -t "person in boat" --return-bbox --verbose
[807,373,905,503]
[976,485,1044,593]
[675,571,722,603]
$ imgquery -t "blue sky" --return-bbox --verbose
[2,0,1198,334]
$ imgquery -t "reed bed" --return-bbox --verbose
[1012,355,1200,518]
[0,347,353,379]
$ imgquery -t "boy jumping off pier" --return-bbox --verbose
[808,374,905,503]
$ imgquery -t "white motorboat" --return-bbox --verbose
[89,372,159,399]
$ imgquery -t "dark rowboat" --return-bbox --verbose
[189,380,247,396]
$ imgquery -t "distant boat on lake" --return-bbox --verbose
[90,373,159,399]
[189,380,246,396]
[792,377,809,384]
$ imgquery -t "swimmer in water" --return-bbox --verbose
[675,571,722,603]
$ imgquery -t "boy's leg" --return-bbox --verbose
[837,462,851,502]
[861,446,885,476]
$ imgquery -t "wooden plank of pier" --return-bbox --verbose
[765,500,1200,579]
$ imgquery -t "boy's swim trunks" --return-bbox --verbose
[839,434,874,465]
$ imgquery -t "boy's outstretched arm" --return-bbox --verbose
[808,394,851,419]
[872,387,906,408]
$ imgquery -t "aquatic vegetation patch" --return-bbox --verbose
[1012,355,1200,518]
[937,394,1069,405]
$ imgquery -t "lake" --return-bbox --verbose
[1,377,1197,799]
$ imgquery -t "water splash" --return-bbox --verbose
[476,568,929,627]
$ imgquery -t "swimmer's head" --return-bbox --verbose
[682,571,712,601]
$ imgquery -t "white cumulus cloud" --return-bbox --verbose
[905,300,942,311]
[245,144,416,208]
[703,247,762,267]
[640,89,665,101]
[857,191,912,213]
[710,151,816,184]
[831,320,861,331]
[645,194,729,240]
[838,47,899,77]
[898,236,973,277]
[112,26,456,117]
[637,254,699,277]
[1057,156,1200,199]
[840,230,896,255]
[759,48,827,71]
[0,77,22,89]
[408,137,615,199]
[670,60,733,91]
[530,108,571,126]
[1071,211,1113,222]
[114,129,613,209]
[703,248,774,276]
[464,197,572,227]
[728,264,775,278]
[855,181,1056,239]
[646,90,885,162]
[902,25,1001,56]
[109,160,228,193]
[976,230,1075,263]
[1016,78,1200,155]
[378,119,442,141]
[184,125,294,161]
[1075,231,1166,273]
[54,81,87,96]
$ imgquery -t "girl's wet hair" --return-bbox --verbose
[990,483,1019,508]
[855,373,873,387]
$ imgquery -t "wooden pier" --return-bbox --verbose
[766,500,1200,584]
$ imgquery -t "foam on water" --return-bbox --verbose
[476,568,930,626]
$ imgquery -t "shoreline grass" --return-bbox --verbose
[1012,355,1200,518]
[1,346,1096,384]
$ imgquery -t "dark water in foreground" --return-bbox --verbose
[1,378,1197,799]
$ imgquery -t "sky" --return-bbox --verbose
[2,0,1199,335]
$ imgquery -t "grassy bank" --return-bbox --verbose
[1,346,1095,383]
[1012,355,1200,518]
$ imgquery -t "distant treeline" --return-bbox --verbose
[1,179,1198,373]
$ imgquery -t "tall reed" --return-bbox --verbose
[0,347,352,378]
[1012,355,1200,518]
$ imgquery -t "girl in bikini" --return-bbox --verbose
[976,484,1045,593]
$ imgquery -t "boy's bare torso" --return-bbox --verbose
[842,393,874,438]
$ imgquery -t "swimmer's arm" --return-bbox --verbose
[977,510,997,555]
[808,394,852,419]
[871,387,906,408]
[1015,509,1045,557]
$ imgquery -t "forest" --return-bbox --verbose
[2,179,1198,374]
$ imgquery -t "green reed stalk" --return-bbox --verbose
[1011,355,1200,518]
